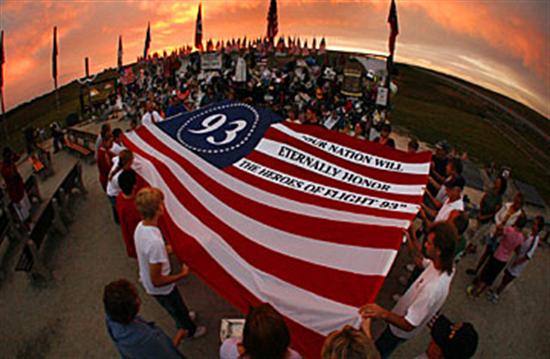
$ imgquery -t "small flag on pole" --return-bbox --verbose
[319,37,326,54]
[117,35,123,72]
[144,22,151,59]
[387,0,399,57]
[266,0,278,42]
[195,3,203,51]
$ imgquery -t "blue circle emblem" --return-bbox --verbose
[176,103,259,154]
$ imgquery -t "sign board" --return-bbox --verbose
[352,56,388,76]
[201,53,222,71]
[341,68,362,97]
[376,87,389,106]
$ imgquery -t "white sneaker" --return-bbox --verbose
[188,311,197,321]
[399,276,409,286]
[190,325,207,339]
[392,294,401,302]
[405,264,415,272]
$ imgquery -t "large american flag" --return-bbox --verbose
[123,102,431,357]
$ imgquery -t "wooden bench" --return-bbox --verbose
[0,208,10,250]
[65,128,97,163]
[65,139,93,159]
[53,162,86,223]
[24,174,41,203]
[14,162,85,277]
[15,201,57,274]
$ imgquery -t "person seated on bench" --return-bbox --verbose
[103,279,185,359]
[1,147,32,225]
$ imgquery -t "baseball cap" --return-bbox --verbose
[431,315,478,359]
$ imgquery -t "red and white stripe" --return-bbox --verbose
[123,121,431,358]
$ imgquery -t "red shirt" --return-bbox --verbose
[97,147,113,191]
[116,193,140,258]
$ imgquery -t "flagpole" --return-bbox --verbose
[85,57,92,109]
[54,78,60,110]
[1,89,7,142]
[386,0,399,110]
[52,26,60,110]
[0,30,8,141]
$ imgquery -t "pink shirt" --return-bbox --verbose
[494,226,525,262]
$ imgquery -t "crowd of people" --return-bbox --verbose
[85,41,549,358]
[2,40,543,358]
[103,38,402,149]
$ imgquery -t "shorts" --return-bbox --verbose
[480,256,507,286]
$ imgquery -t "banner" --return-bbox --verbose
[201,53,222,71]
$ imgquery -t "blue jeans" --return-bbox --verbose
[153,287,196,336]
[376,327,406,359]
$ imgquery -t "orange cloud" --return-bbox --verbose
[404,1,547,79]
[1,0,547,117]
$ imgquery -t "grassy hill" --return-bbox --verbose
[1,60,548,203]
[392,63,550,203]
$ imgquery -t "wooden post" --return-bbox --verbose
[85,57,92,110]
[54,78,60,110]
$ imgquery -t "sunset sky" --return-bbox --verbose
[1,0,549,117]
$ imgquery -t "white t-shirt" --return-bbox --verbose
[134,222,175,295]
[106,157,121,197]
[110,141,125,156]
[141,111,164,126]
[490,202,522,237]
[494,202,522,227]
[434,197,464,223]
[435,184,448,203]
[219,337,302,359]
[390,260,454,339]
